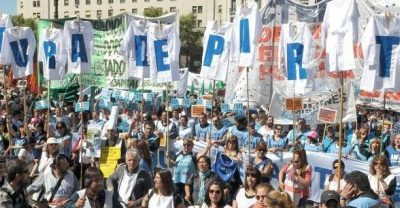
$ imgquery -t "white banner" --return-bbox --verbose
[153,141,400,205]
[269,82,357,125]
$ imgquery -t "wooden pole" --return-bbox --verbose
[337,72,344,192]
[165,85,170,170]
[47,80,51,137]
[246,67,251,162]
[380,89,386,153]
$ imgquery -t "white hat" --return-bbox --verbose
[46,137,59,145]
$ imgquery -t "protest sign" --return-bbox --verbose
[318,107,337,123]
[191,105,205,117]
[285,98,303,111]
[99,147,121,177]
[85,126,102,158]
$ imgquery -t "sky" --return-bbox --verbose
[0,0,17,15]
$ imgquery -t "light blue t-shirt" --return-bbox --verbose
[347,196,380,208]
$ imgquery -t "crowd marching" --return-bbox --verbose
[0,85,398,208]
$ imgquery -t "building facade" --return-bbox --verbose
[17,0,319,26]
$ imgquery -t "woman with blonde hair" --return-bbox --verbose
[368,154,396,208]
[223,135,242,164]
[264,191,293,208]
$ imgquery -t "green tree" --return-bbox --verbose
[143,7,165,17]
[11,15,37,34]
[179,14,202,72]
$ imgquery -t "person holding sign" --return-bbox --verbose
[65,167,122,208]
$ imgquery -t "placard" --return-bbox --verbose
[85,125,102,158]
[202,95,213,100]
[318,107,337,123]
[35,100,49,110]
[191,105,206,117]
[285,98,303,111]
[74,102,90,112]
[99,147,121,177]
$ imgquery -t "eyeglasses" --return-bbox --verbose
[209,189,221,194]
[183,143,193,147]
[275,128,282,131]
[257,149,265,152]
[255,195,267,200]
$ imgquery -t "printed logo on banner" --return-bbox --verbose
[101,89,112,99]
[170,98,179,109]
[74,102,90,112]
[206,100,213,109]
[134,92,143,102]
[221,103,230,113]
[196,99,204,105]
[35,100,49,110]
[233,103,244,115]
[112,90,121,100]
[118,120,130,133]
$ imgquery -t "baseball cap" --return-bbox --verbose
[307,131,319,140]
[320,190,340,204]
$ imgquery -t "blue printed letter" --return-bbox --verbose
[43,41,57,69]
[240,19,250,53]
[203,35,225,67]
[154,39,170,72]
[10,39,29,67]
[71,34,88,62]
[376,36,400,77]
[287,43,307,80]
[134,35,149,66]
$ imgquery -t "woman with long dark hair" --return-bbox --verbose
[200,180,231,208]
[232,167,262,208]
[369,155,396,208]
[141,169,185,208]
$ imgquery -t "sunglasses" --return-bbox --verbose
[209,189,221,194]
[183,143,193,147]
[255,195,267,200]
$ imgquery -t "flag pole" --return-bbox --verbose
[47,80,51,137]
[337,72,344,192]
[246,67,251,163]
[380,89,386,153]
[291,81,296,201]
[140,77,144,133]
[76,16,84,189]
[166,84,170,170]
[3,65,12,149]
[209,79,216,157]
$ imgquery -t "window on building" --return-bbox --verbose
[132,8,137,14]
[157,0,162,1]
[97,0,102,5]
[97,10,102,18]
[120,9,126,13]
[37,12,41,18]
[33,1,40,7]
[33,1,36,7]
[75,11,80,16]
[20,1,23,9]
[64,0,69,6]
[170,0,175,1]
[170,7,176,12]
[64,11,69,17]
[192,6,197,13]
[198,6,203,13]
[144,0,149,2]
[108,9,113,17]
[132,0,137,2]
[85,10,91,18]
[86,0,90,4]
[218,5,222,13]
[197,19,202,27]
[109,0,113,3]
[120,0,125,3]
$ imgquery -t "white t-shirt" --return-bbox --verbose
[232,1,261,68]
[320,0,359,72]
[235,187,256,208]
[148,189,174,208]
[0,14,13,55]
[147,22,180,83]
[324,176,347,192]
[360,14,400,91]
[120,19,150,79]
[200,21,233,82]
[63,20,94,74]
[38,28,66,80]
[0,27,36,79]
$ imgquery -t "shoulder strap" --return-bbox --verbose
[148,189,155,199]
[0,187,16,205]
[48,173,66,203]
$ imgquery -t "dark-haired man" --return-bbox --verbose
[0,159,30,208]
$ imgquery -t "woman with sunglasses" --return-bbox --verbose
[266,125,287,153]
[200,180,231,208]
[278,148,311,207]
[324,159,346,192]
[368,155,396,208]
[250,183,274,208]
[252,141,273,183]
[232,167,262,208]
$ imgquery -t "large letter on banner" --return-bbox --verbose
[154,39,170,72]
[10,39,29,67]
[71,34,88,62]
[43,41,56,70]
[376,36,400,77]
[203,35,225,67]
[0,27,5,53]
[135,35,149,66]
[287,43,307,80]
[240,19,250,53]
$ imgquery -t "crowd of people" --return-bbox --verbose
[0,85,398,208]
